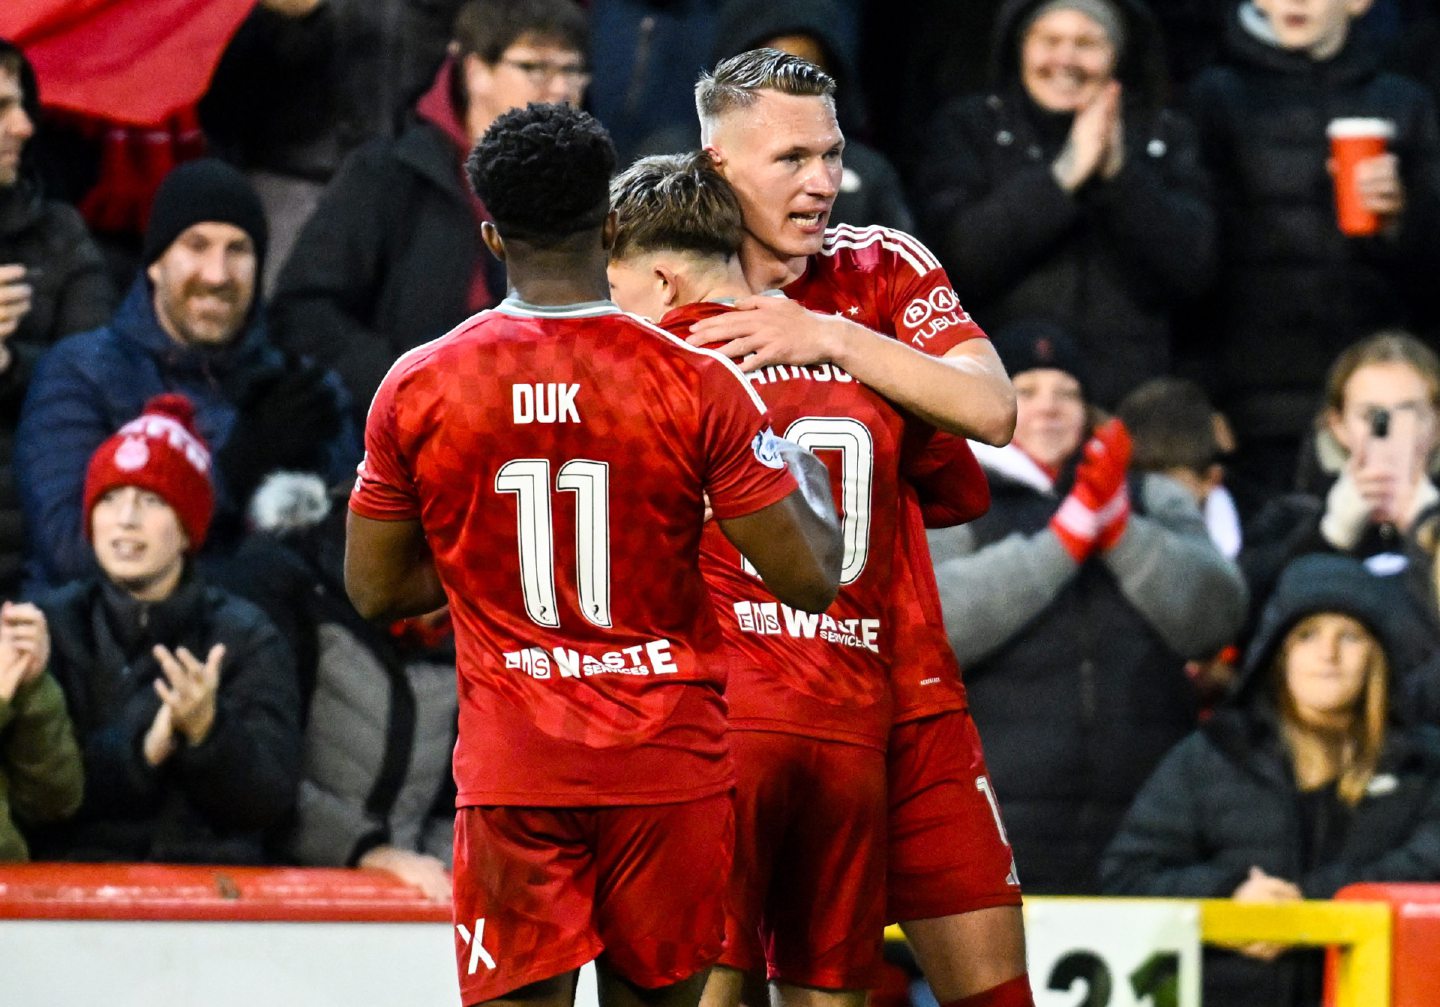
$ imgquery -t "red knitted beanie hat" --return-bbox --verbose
[83,393,215,552]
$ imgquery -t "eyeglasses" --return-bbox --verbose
[498,59,592,89]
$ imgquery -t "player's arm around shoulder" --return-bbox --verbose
[833,325,1016,446]
[717,436,842,614]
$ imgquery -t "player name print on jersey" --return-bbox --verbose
[512,382,581,424]
[749,363,854,385]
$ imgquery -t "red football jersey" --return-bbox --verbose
[782,225,981,722]
[889,481,970,721]
[350,298,797,807]
[665,299,904,750]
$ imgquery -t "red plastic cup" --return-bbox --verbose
[1327,117,1396,237]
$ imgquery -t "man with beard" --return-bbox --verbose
[16,159,358,591]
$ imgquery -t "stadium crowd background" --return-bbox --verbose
[2,1,1440,1005]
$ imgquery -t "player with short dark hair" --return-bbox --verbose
[686,50,1035,1007]
[464,101,614,244]
[346,103,842,1007]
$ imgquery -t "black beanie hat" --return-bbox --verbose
[990,317,1087,393]
[142,159,268,270]
[1242,553,1403,684]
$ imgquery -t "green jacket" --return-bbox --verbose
[1,674,83,861]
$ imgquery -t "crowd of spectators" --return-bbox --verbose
[3,1,1440,1001]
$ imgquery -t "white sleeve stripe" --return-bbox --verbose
[623,311,772,416]
[827,223,941,270]
[824,224,941,273]
[821,234,928,280]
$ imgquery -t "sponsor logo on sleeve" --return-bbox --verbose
[905,287,972,347]
[352,453,369,493]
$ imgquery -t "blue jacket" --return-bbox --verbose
[16,277,360,592]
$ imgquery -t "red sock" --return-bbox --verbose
[940,974,1035,1007]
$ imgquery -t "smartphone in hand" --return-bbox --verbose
[1357,404,1423,524]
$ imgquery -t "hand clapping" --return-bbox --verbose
[152,643,225,747]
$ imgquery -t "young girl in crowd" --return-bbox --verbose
[1101,552,1440,1007]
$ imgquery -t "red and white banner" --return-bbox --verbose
[0,0,256,126]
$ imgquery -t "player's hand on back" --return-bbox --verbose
[687,295,863,373]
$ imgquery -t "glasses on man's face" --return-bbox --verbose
[499,58,592,89]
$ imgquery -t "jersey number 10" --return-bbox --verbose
[495,458,611,629]
[741,416,875,587]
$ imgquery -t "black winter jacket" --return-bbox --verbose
[957,462,1201,893]
[30,573,302,863]
[913,0,1215,408]
[1185,10,1440,442]
[269,74,498,422]
[1102,553,1440,1007]
[0,178,115,596]
[222,495,457,869]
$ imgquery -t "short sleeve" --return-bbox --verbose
[698,359,798,520]
[348,369,420,521]
[901,426,990,528]
[884,233,989,356]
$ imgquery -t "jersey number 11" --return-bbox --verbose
[496,458,611,629]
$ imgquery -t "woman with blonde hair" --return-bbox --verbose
[1101,553,1440,1007]
[1241,331,1440,691]
[1309,330,1440,554]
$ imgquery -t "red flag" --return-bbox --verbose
[0,0,257,126]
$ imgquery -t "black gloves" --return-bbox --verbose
[217,361,345,504]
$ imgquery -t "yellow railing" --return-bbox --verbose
[885,897,1393,1007]
[1198,898,1391,1007]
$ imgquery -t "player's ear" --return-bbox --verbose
[601,210,619,251]
[703,145,724,170]
[480,221,506,262]
[655,264,680,307]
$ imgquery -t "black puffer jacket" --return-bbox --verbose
[202,0,463,180]
[1185,7,1440,444]
[222,482,457,869]
[30,572,302,864]
[0,41,116,596]
[1102,553,1440,1007]
[913,0,1215,408]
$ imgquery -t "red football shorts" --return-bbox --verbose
[720,730,887,990]
[887,709,1022,923]
[451,793,733,1005]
